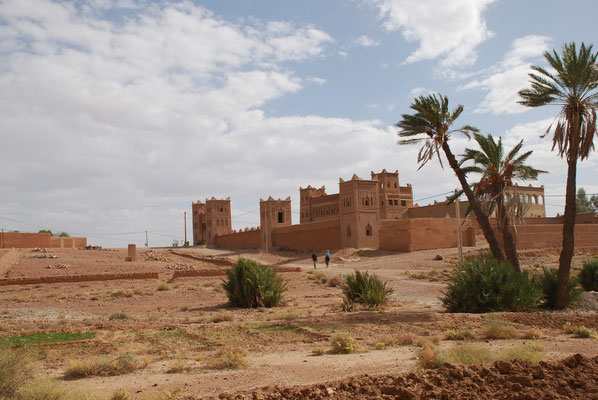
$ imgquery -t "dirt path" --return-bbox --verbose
[0,249,19,278]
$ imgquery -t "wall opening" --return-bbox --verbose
[346,225,351,237]
[278,212,283,223]
[365,224,372,236]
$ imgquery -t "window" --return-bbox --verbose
[394,200,399,205]
[401,200,407,206]
[365,197,369,206]
[389,200,393,206]
[394,183,397,188]
[346,225,351,237]
[365,224,372,236]
[216,219,220,226]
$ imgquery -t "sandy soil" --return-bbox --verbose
[0,245,597,399]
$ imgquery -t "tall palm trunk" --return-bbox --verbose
[496,194,521,273]
[441,142,505,261]
[555,157,577,308]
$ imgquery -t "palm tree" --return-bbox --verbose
[459,133,546,272]
[518,42,598,308]
[397,94,505,261]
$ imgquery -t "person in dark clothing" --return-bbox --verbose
[311,251,317,269]
[325,250,330,268]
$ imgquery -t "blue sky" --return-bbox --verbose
[0,0,597,247]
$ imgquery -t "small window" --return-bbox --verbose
[346,225,351,237]
[365,197,369,206]
[389,200,393,206]
[394,200,399,205]
[216,219,220,226]
[394,183,397,188]
[278,212,283,223]
[220,207,223,212]
[365,224,372,236]
[401,200,407,206]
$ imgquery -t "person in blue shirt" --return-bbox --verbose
[325,250,330,268]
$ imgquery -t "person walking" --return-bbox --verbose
[311,251,317,269]
[325,250,330,268]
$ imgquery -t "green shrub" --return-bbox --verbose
[342,270,393,308]
[0,348,32,398]
[534,266,582,308]
[442,256,540,313]
[579,260,598,291]
[571,326,598,338]
[222,257,287,308]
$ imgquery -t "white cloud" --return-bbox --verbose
[355,35,380,47]
[408,87,431,97]
[307,77,327,85]
[462,35,551,114]
[369,0,496,67]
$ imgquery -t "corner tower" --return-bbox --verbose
[339,174,380,249]
[191,200,206,245]
[371,169,413,219]
[260,196,292,253]
[205,197,232,246]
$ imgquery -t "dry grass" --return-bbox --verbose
[482,317,518,339]
[445,329,474,340]
[522,328,545,340]
[110,389,131,400]
[166,359,192,374]
[396,332,417,346]
[18,377,70,400]
[330,332,358,354]
[108,312,133,321]
[417,342,444,369]
[444,343,493,365]
[499,343,544,362]
[63,353,141,380]
[157,282,170,291]
[0,348,32,398]
[311,347,327,356]
[571,326,598,339]
[205,348,248,369]
[210,310,233,323]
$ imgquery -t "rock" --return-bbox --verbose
[434,254,443,260]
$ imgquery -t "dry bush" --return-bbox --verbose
[417,342,444,369]
[396,332,417,346]
[108,312,132,321]
[522,328,544,340]
[445,343,493,365]
[18,377,70,400]
[311,347,327,356]
[141,387,184,400]
[166,359,191,374]
[330,332,358,354]
[482,317,518,339]
[499,343,544,362]
[157,282,170,291]
[206,348,247,369]
[0,348,33,398]
[111,389,131,400]
[210,310,233,323]
[63,353,140,380]
[445,329,474,340]
[110,290,133,299]
[571,326,598,338]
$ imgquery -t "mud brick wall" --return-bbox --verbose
[215,229,261,249]
[0,232,87,249]
[514,223,598,249]
[0,272,159,286]
[271,219,341,251]
[379,218,476,252]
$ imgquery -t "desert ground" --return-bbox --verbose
[1,244,598,399]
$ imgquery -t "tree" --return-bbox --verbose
[58,232,70,237]
[397,94,505,261]
[576,188,593,213]
[518,42,598,308]
[39,229,53,235]
[458,133,546,272]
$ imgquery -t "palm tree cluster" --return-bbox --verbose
[397,42,598,309]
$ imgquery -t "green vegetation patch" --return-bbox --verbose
[0,331,96,347]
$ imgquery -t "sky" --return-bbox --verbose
[1,0,597,247]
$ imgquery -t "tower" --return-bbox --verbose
[204,197,232,246]
[339,174,380,249]
[371,169,413,219]
[191,200,206,245]
[260,196,292,253]
[299,185,326,223]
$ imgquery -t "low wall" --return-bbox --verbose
[0,272,159,286]
[514,223,598,249]
[0,232,87,249]
[215,229,261,249]
[379,218,476,252]
[272,219,341,251]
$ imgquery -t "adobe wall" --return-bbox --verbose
[379,218,476,252]
[514,223,598,250]
[215,229,261,249]
[0,233,52,248]
[271,219,341,251]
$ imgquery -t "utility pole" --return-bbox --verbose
[1,228,4,249]
[184,211,188,245]
[455,191,463,262]
[145,230,149,248]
